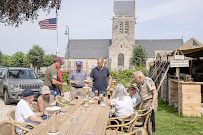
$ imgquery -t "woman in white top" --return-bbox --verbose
[107,84,134,120]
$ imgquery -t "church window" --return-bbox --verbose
[119,22,123,34]
[121,45,122,48]
[118,53,124,66]
[124,22,129,34]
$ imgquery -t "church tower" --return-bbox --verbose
[108,0,136,71]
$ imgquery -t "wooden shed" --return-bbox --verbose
[159,38,203,117]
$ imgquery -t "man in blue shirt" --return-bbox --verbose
[68,61,87,98]
[90,58,112,96]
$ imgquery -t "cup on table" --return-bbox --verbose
[108,94,110,99]
[75,96,78,99]
[95,90,98,96]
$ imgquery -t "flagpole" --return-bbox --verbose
[56,13,59,56]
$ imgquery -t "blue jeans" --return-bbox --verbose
[92,90,107,97]
[50,86,61,98]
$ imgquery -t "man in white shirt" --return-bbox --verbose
[15,89,44,134]
[129,85,142,109]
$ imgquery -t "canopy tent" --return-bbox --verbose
[170,38,203,58]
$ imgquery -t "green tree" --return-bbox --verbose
[131,44,147,67]
[0,50,2,65]
[2,54,10,67]
[0,0,62,27]
[43,54,57,67]
[27,45,45,71]
[23,54,31,67]
[8,52,25,67]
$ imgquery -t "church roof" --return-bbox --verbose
[66,39,112,59]
[135,39,183,58]
[114,1,135,16]
[65,39,183,59]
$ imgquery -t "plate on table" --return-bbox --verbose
[89,100,93,103]
[83,86,90,89]
[100,103,107,107]
[83,80,93,83]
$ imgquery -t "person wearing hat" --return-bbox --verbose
[37,86,55,115]
[44,57,67,97]
[129,84,142,109]
[68,61,87,98]
[15,89,44,134]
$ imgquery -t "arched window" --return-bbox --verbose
[119,22,123,34]
[118,53,124,66]
[124,22,129,34]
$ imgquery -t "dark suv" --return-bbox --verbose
[0,67,44,105]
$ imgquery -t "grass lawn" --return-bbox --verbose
[156,98,203,135]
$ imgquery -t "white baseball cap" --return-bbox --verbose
[41,86,50,95]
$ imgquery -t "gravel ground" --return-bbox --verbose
[0,91,70,121]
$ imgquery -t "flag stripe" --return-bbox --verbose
[38,18,57,30]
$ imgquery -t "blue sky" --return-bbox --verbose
[0,0,202,57]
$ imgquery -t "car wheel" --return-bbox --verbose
[4,90,11,105]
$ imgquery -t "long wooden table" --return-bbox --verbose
[27,98,110,135]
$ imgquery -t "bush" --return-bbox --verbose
[134,65,150,77]
[62,70,72,83]
[110,69,149,89]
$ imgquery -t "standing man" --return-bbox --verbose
[68,61,87,98]
[90,58,112,96]
[15,89,44,134]
[44,57,67,97]
[133,71,158,134]
[128,85,142,109]
[133,71,158,111]
[56,59,64,97]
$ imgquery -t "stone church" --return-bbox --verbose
[63,0,183,73]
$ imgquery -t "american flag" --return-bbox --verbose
[39,18,57,30]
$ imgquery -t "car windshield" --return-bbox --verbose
[7,69,38,79]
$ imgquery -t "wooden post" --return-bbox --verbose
[190,60,192,75]
[167,73,169,103]
[155,61,157,88]
[177,67,180,116]
[166,55,169,103]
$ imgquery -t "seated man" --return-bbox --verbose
[15,89,44,134]
[37,86,55,116]
[129,85,142,109]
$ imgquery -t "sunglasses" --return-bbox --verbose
[44,94,50,96]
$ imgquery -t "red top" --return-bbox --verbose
[56,68,62,82]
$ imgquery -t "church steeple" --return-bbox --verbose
[108,0,136,71]
[112,0,135,46]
